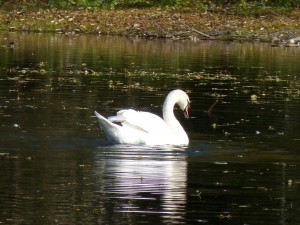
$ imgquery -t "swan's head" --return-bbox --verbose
[178,92,190,119]
[167,89,190,119]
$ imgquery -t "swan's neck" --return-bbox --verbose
[163,96,188,143]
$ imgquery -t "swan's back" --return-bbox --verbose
[109,109,170,134]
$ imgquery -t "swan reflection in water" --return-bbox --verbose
[93,146,187,223]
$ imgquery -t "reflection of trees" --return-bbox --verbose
[2,32,300,75]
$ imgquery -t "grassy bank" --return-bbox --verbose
[0,4,300,42]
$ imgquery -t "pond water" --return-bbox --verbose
[0,32,299,225]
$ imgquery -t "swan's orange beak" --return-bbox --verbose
[183,105,190,119]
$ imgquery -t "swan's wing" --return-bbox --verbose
[95,110,151,144]
[108,109,170,135]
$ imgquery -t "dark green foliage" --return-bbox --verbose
[1,0,300,9]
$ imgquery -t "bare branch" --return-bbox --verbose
[185,25,215,39]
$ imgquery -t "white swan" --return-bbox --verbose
[94,89,190,146]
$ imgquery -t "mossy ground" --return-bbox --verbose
[0,6,300,42]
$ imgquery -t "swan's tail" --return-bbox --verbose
[94,111,121,129]
[94,111,110,126]
[94,111,122,143]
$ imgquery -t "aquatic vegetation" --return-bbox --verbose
[2,64,299,101]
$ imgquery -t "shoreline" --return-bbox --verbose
[1,7,300,43]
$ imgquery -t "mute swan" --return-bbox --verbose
[94,89,190,145]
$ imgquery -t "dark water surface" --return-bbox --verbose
[0,32,299,224]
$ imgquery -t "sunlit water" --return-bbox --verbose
[0,32,299,224]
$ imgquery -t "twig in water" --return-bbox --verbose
[207,100,219,113]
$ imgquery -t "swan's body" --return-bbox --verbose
[95,89,190,146]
